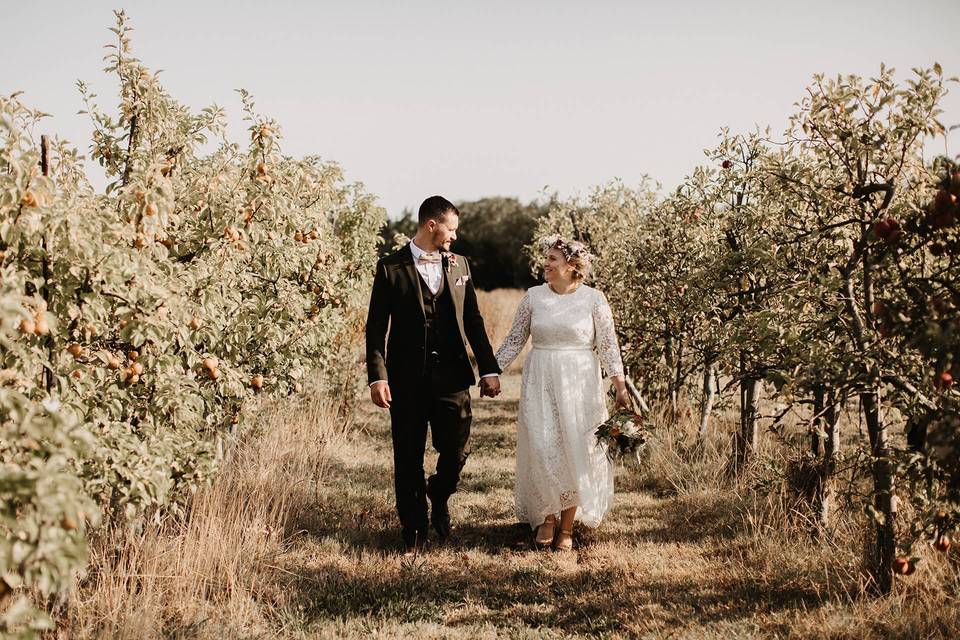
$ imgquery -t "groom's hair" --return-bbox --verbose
[418,195,460,226]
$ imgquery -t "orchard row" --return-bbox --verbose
[0,11,383,632]
[535,65,958,594]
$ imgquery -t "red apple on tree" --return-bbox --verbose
[892,557,915,575]
[933,534,951,552]
[935,371,954,390]
[871,218,901,241]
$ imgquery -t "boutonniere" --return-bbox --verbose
[442,252,458,273]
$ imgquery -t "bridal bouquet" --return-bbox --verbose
[594,410,651,465]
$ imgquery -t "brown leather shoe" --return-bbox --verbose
[402,528,428,557]
[429,492,451,541]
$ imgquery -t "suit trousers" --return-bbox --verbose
[389,365,472,537]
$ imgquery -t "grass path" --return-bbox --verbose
[267,373,908,639]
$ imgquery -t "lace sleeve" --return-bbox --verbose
[495,291,532,371]
[592,289,624,378]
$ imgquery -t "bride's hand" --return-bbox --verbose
[614,387,632,411]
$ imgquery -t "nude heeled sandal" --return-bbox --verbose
[535,517,556,546]
[553,527,574,551]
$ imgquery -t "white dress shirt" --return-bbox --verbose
[409,240,443,294]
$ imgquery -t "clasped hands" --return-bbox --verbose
[479,376,501,398]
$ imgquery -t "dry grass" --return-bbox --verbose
[59,391,349,639]
[56,289,959,638]
[629,399,960,640]
[97,372,947,639]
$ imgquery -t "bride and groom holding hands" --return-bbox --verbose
[366,195,631,556]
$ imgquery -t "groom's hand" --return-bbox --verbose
[479,376,501,398]
[370,381,392,409]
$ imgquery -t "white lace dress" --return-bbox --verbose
[495,284,624,529]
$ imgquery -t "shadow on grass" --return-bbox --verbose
[589,491,742,548]
[295,452,742,557]
[290,455,528,555]
[277,403,852,636]
[295,495,534,556]
[446,520,531,554]
[275,549,832,636]
[648,493,742,543]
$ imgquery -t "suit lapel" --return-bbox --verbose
[446,257,465,317]
[444,256,467,343]
[399,245,425,320]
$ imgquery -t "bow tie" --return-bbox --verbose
[417,252,442,264]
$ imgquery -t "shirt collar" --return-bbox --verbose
[409,239,439,261]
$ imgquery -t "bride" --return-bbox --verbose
[494,235,630,551]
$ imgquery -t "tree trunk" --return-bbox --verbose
[825,396,841,464]
[812,389,841,538]
[740,378,762,462]
[672,336,684,419]
[862,388,896,594]
[697,353,717,443]
[121,113,139,187]
[663,321,674,406]
[811,384,825,458]
[734,354,762,474]
[39,135,56,394]
[839,266,897,593]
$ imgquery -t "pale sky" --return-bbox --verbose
[4,1,959,217]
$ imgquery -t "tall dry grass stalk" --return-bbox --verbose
[632,404,731,496]
[60,391,348,639]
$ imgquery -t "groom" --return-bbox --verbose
[366,195,501,555]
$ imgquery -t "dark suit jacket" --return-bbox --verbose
[365,244,501,390]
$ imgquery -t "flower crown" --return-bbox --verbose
[538,234,593,263]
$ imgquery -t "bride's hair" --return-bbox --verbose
[538,234,593,281]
